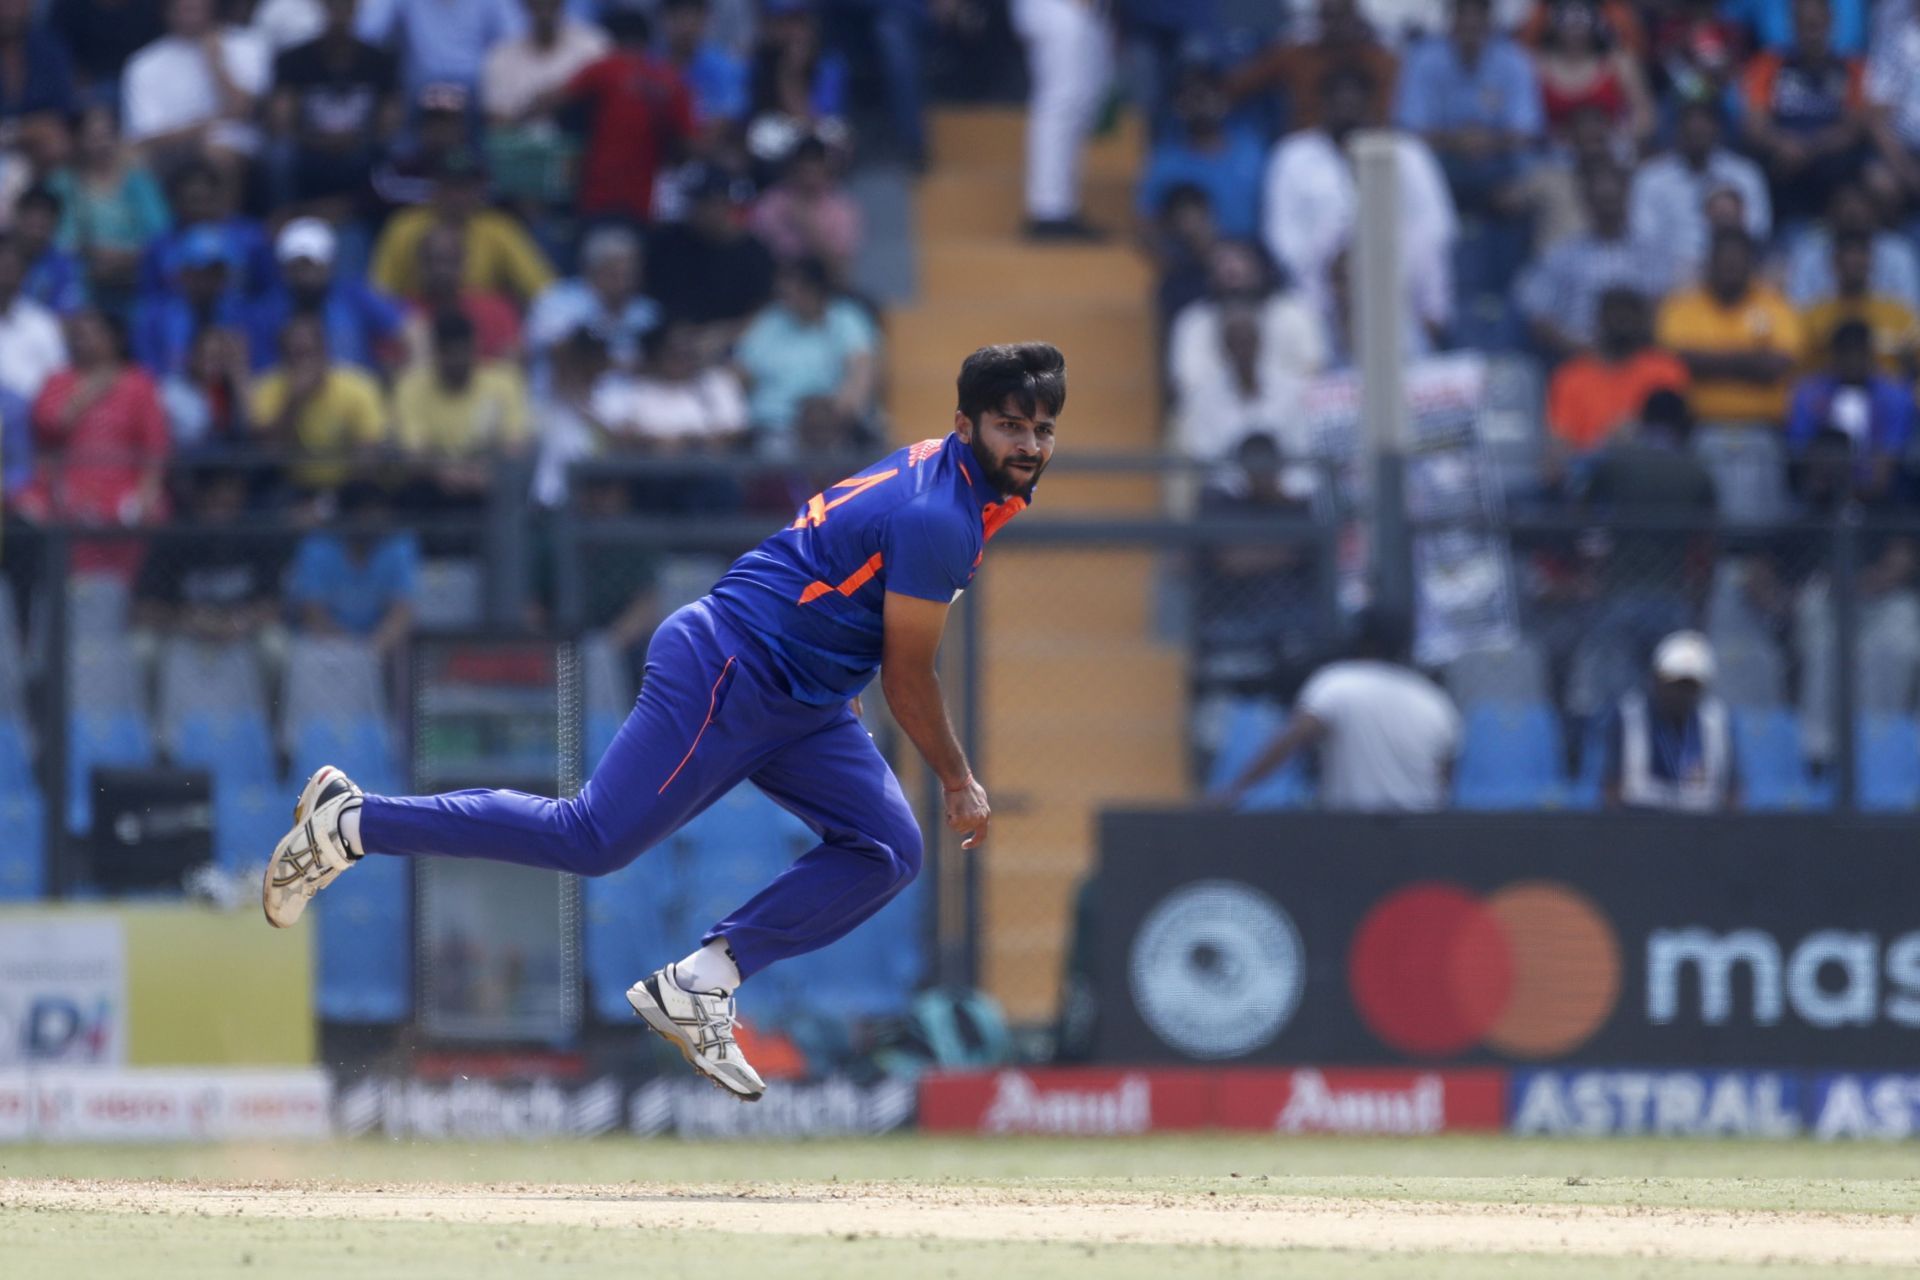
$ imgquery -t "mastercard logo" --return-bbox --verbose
[1347,881,1621,1059]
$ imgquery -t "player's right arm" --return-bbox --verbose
[881,590,989,849]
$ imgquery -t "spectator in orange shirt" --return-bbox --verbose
[1547,287,1690,468]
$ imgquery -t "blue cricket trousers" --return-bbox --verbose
[357,600,923,979]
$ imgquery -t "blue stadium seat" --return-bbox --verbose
[68,709,154,833]
[1857,714,1920,811]
[314,851,411,1022]
[1454,703,1565,810]
[291,717,401,795]
[214,781,291,874]
[586,710,623,772]
[0,715,33,790]
[1565,716,1607,811]
[1207,698,1311,810]
[172,709,279,790]
[582,858,681,1021]
[1734,708,1831,811]
[0,786,45,899]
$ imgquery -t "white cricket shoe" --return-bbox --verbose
[627,967,767,1102]
[261,765,364,929]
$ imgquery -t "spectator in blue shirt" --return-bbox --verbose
[820,0,928,168]
[287,481,419,656]
[0,0,76,133]
[355,0,526,97]
[1726,0,1865,55]
[140,160,274,302]
[525,224,660,385]
[13,187,86,315]
[1786,319,1914,502]
[133,225,252,379]
[660,0,750,128]
[1135,64,1267,243]
[247,217,405,374]
[1395,0,1543,210]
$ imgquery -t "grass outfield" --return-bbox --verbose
[5,1135,1920,1279]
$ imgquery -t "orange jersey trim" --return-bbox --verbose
[658,656,735,794]
[798,551,886,605]
[982,496,1027,541]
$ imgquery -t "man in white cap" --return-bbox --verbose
[1600,630,1741,812]
[247,216,404,372]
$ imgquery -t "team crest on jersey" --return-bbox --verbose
[907,439,943,466]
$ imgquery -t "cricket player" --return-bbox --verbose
[262,342,1063,1101]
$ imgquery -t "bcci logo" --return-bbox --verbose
[1128,880,1304,1059]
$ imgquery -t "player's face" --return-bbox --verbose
[965,401,1055,500]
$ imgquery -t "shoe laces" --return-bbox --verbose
[689,988,740,1058]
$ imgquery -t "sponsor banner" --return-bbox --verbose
[1808,1074,1920,1140]
[920,1069,1215,1135]
[920,1067,1507,1135]
[1510,1070,1803,1138]
[0,916,126,1066]
[1099,812,1920,1067]
[629,1078,915,1139]
[0,1069,331,1142]
[334,1075,624,1140]
[1218,1068,1507,1135]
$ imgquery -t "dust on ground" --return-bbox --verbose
[6,1178,1918,1267]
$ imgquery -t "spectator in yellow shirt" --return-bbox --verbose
[1657,229,1805,426]
[249,314,388,494]
[1800,232,1920,377]
[393,311,530,504]
[368,159,556,305]
[1657,229,1806,520]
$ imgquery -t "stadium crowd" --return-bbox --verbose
[1140,0,1920,790]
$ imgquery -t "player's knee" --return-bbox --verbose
[879,814,923,886]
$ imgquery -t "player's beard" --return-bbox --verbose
[971,431,1045,500]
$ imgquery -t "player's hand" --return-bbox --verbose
[944,774,990,850]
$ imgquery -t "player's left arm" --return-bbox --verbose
[881,590,989,849]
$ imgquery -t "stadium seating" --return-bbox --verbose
[156,638,270,753]
[1454,702,1565,810]
[1855,714,1920,811]
[1712,638,1788,710]
[0,786,45,899]
[281,637,386,749]
[314,851,412,1022]
[67,709,154,834]
[1732,707,1831,811]
[1445,640,1549,708]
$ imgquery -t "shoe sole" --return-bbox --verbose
[626,980,764,1103]
[261,766,344,930]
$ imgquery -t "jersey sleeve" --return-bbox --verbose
[883,498,974,604]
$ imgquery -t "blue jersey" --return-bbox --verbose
[708,434,1028,704]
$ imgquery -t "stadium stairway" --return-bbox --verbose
[888,108,1185,1024]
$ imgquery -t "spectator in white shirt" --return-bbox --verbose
[1216,607,1462,811]
[1168,240,1326,463]
[0,234,67,403]
[597,321,748,453]
[481,0,608,124]
[1263,65,1457,354]
[1627,101,1771,279]
[122,0,273,168]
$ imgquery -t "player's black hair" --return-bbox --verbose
[1349,606,1413,664]
[955,343,1066,426]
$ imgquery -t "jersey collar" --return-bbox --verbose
[950,431,1033,538]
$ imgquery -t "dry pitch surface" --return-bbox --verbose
[5,1135,1920,1278]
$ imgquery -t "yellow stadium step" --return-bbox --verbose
[930,109,1145,183]
[886,302,1157,386]
[916,170,1136,242]
[918,241,1151,305]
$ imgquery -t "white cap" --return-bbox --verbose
[1653,631,1716,684]
[276,217,337,266]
